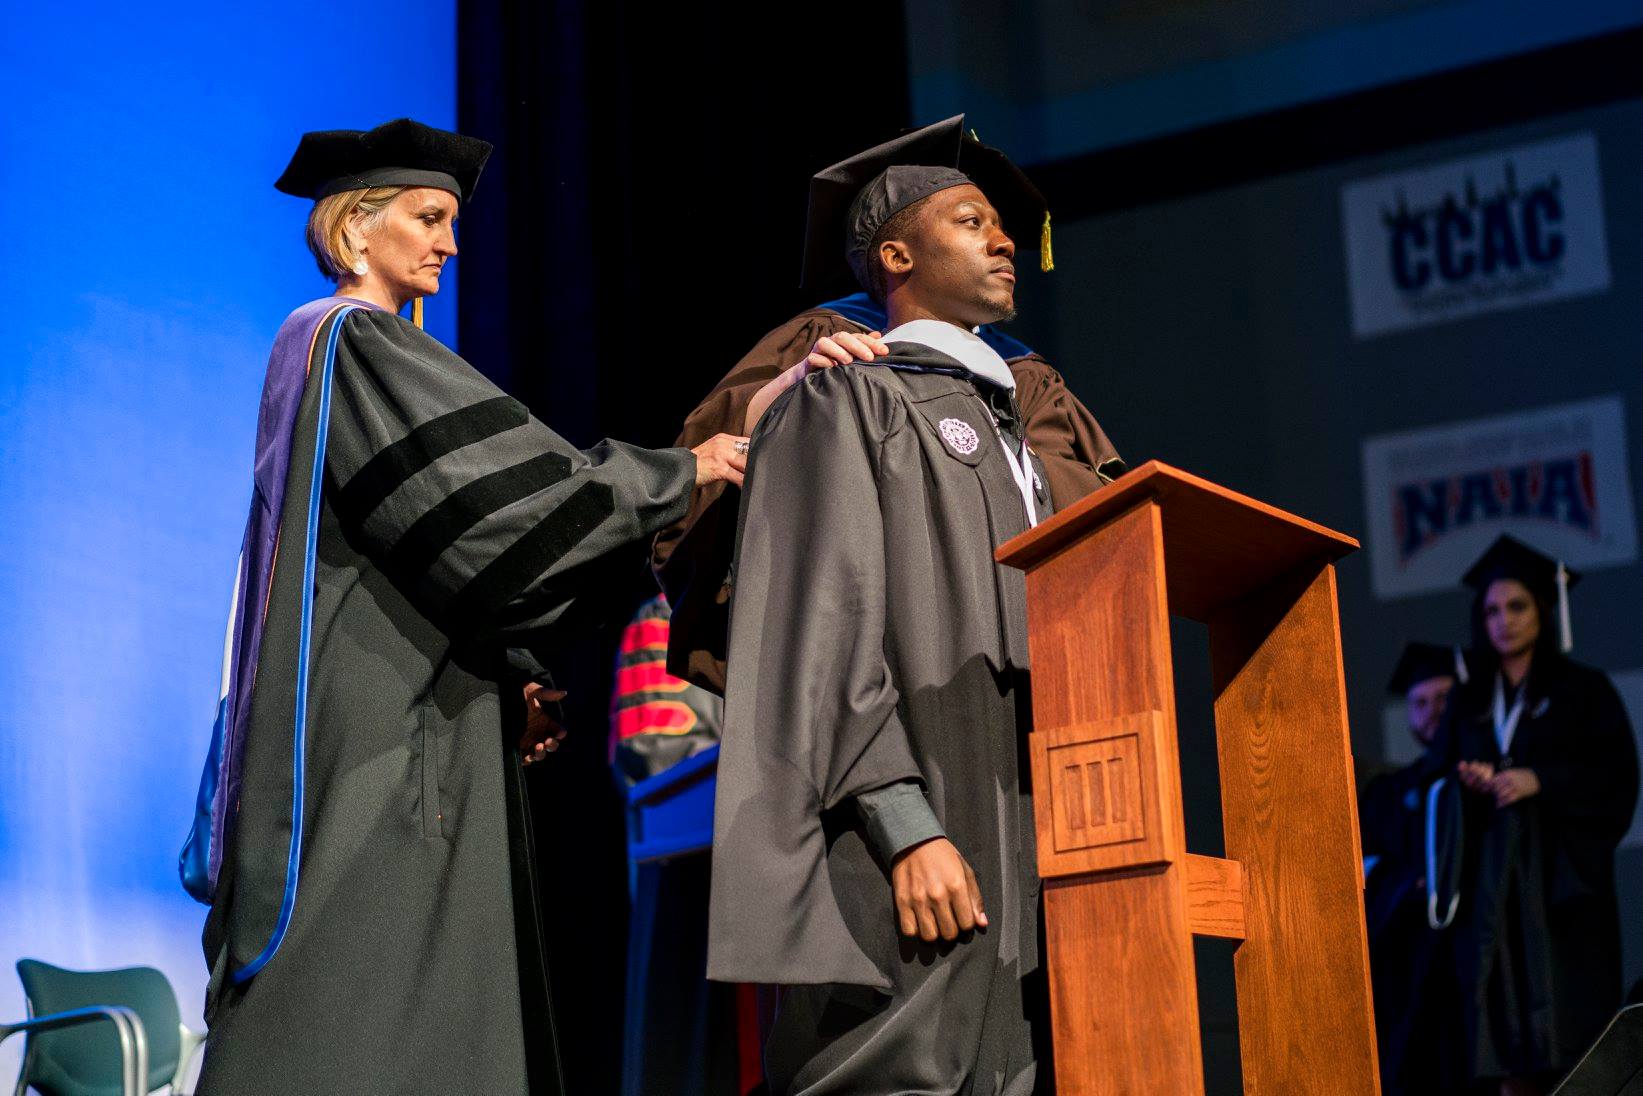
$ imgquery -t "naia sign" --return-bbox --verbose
[1342,133,1611,338]
[1361,396,1638,599]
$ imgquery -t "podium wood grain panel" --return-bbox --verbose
[1045,870,1202,1095]
[1184,854,1246,941]
[1209,563,1379,1093]
[1020,499,1202,1094]
[1029,713,1174,877]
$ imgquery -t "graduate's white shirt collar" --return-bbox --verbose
[880,319,1015,392]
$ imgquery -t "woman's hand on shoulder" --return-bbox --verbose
[692,433,750,489]
[743,331,890,433]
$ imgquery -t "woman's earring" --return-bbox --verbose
[351,258,369,276]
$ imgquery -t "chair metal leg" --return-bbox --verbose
[172,1023,206,1095]
[2,1006,149,1096]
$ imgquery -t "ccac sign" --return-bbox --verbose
[1361,396,1637,599]
[1342,133,1611,339]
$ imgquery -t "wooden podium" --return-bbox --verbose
[996,461,1379,1095]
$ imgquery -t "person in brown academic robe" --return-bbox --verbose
[653,265,1123,694]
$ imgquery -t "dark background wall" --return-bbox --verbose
[456,7,909,1088]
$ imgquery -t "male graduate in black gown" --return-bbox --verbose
[1361,642,1468,1094]
[708,128,1070,1094]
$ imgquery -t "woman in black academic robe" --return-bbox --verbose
[190,120,747,1096]
[1438,536,1638,1095]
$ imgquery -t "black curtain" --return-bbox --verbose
[457,7,910,1090]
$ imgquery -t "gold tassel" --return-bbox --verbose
[412,297,424,329]
[1040,211,1054,273]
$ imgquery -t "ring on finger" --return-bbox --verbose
[733,439,750,455]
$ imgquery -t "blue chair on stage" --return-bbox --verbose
[5,961,203,1096]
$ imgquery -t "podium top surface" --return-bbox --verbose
[998,461,1358,620]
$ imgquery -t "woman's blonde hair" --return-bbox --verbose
[305,185,407,280]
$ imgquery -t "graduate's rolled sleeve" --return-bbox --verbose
[855,780,945,862]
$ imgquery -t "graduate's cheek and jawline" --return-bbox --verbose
[878,184,1018,330]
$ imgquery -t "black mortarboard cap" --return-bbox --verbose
[1461,534,1581,596]
[800,115,1051,291]
[1387,642,1467,694]
[275,118,493,203]
[1461,534,1581,652]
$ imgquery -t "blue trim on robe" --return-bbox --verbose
[816,291,1035,361]
[179,694,230,901]
[1425,776,1462,931]
[181,298,376,911]
[228,304,356,983]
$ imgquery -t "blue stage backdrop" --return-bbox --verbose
[0,4,455,1077]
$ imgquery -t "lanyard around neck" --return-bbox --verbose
[977,402,1038,528]
[973,384,1038,528]
[1492,673,1526,757]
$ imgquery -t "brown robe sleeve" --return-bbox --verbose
[1010,352,1126,509]
[653,308,870,691]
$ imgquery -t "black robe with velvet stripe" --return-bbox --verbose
[708,351,1054,1096]
[197,308,695,1095]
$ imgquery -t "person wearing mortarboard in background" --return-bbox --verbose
[1429,535,1639,1095]
[704,120,1091,1095]
[178,119,750,1095]
[651,114,1124,696]
[1359,641,1470,1095]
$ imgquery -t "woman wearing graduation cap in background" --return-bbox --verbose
[180,119,748,1095]
[1435,535,1639,1094]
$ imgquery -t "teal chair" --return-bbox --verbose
[6,961,203,1096]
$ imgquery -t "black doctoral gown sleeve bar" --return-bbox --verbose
[327,309,696,640]
[707,369,926,991]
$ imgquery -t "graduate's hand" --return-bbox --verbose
[692,433,749,489]
[519,682,568,765]
[1456,759,1496,794]
[743,332,891,431]
[1488,767,1541,808]
[891,837,988,943]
